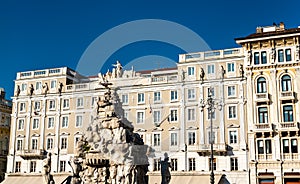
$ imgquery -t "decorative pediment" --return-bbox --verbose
[60,132,70,136]
[74,131,83,135]
[186,126,198,130]
[152,127,163,132]
[47,133,55,136]
[168,126,180,131]
[227,124,240,128]
[17,134,25,138]
[32,133,40,137]
[135,128,146,132]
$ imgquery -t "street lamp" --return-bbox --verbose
[200,87,222,184]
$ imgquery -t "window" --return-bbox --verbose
[33,119,39,129]
[208,87,215,97]
[187,108,195,121]
[154,92,161,102]
[77,97,84,108]
[230,158,238,171]
[91,97,97,106]
[49,100,55,110]
[48,117,54,129]
[20,102,26,112]
[291,139,298,153]
[228,106,237,119]
[30,161,36,173]
[62,116,68,128]
[188,132,196,145]
[229,130,237,144]
[278,49,284,62]
[208,65,215,74]
[228,86,236,97]
[137,93,145,103]
[122,94,128,104]
[254,52,260,65]
[17,119,24,130]
[170,132,178,146]
[63,99,69,109]
[258,107,268,124]
[281,75,292,92]
[16,139,23,151]
[137,112,144,124]
[47,138,53,150]
[209,158,216,171]
[21,83,27,91]
[188,89,195,100]
[286,49,292,61]
[261,51,267,64]
[35,82,42,90]
[34,101,40,111]
[50,80,56,89]
[76,115,83,127]
[227,62,235,72]
[153,133,161,146]
[257,77,267,93]
[257,139,272,154]
[170,90,178,101]
[171,158,178,171]
[31,138,38,150]
[60,161,66,172]
[208,131,216,144]
[170,109,178,122]
[189,158,196,171]
[153,158,161,171]
[15,162,21,173]
[283,139,290,153]
[61,137,67,149]
[283,105,293,122]
[153,110,161,124]
[187,66,195,76]
[208,111,215,120]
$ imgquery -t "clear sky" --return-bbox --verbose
[1,0,300,98]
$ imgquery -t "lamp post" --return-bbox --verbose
[200,87,222,184]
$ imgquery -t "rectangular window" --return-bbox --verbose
[60,161,66,172]
[171,158,178,171]
[257,140,264,154]
[265,139,272,154]
[283,139,289,153]
[61,137,67,149]
[208,65,215,74]
[188,132,196,145]
[283,105,293,122]
[50,80,56,89]
[230,158,238,171]
[49,100,55,110]
[137,112,144,124]
[278,49,284,62]
[188,89,195,100]
[285,49,292,61]
[18,119,24,130]
[47,138,53,150]
[62,116,68,128]
[228,86,236,97]
[258,107,268,124]
[21,83,27,91]
[63,99,69,109]
[208,111,215,120]
[30,161,36,173]
[34,101,40,111]
[48,117,54,129]
[187,66,195,76]
[15,162,21,173]
[154,92,161,102]
[35,82,42,90]
[209,158,216,171]
[33,119,39,129]
[138,93,145,103]
[153,110,161,124]
[153,133,161,146]
[292,139,298,153]
[170,90,178,101]
[170,132,178,146]
[153,158,161,171]
[77,97,84,108]
[261,51,267,64]
[76,115,83,127]
[20,102,26,112]
[254,52,260,65]
[189,158,196,171]
[122,94,128,104]
[187,108,195,121]
[208,131,216,144]
[228,106,237,119]
[170,109,178,122]
[16,139,23,151]
[31,139,38,150]
[208,87,215,97]
[227,63,235,72]
[229,130,237,144]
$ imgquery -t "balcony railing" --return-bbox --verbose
[151,75,178,84]
[189,143,227,153]
[278,122,299,131]
[255,93,269,102]
[280,91,295,101]
[282,153,299,160]
[254,123,273,132]
[18,149,44,159]
[257,153,273,161]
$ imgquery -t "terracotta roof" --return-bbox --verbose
[137,67,178,74]
[235,27,300,41]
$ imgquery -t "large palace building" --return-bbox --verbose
[3,23,300,184]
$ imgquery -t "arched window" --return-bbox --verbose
[257,77,267,93]
[281,75,292,92]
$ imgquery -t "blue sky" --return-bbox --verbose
[1,0,300,98]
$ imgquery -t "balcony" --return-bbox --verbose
[280,91,295,101]
[278,122,299,131]
[17,149,45,159]
[282,153,299,160]
[189,143,227,156]
[255,93,269,103]
[257,153,273,161]
[253,123,274,132]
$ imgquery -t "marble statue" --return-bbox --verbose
[200,67,205,82]
[16,85,20,97]
[219,65,225,79]
[247,50,252,66]
[42,153,55,184]
[29,84,34,96]
[42,82,49,95]
[113,60,123,78]
[58,82,63,94]
[239,64,244,78]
